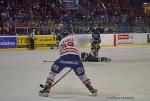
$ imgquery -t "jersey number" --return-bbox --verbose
[76,67,84,75]
[61,41,74,49]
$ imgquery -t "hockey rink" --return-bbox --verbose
[0,46,150,101]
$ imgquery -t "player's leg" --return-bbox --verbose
[56,36,62,49]
[96,44,100,56]
[91,42,95,52]
[39,59,65,96]
[73,62,97,94]
[56,40,60,49]
[94,39,101,57]
[91,41,100,57]
[91,42,96,57]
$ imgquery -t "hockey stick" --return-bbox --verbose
[101,2,108,29]
[40,68,72,88]
[43,60,54,62]
[52,68,72,87]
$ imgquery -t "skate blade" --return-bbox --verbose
[39,91,49,97]
[39,93,48,97]
[91,89,98,96]
[92,92,97,96]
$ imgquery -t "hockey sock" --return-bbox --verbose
[78,74,92,86]
[46,71,57,85]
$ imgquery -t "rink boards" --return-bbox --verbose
[80,33,150,48]
[0,33,150,50]
[0,35,56,49]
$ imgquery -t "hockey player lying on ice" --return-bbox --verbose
[39,34,98,97]
[81,52,111,62]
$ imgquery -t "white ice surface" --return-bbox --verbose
[0,46,150,101]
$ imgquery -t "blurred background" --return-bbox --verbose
[0,0,150,35]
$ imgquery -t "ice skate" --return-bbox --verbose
[86,84,97,95]
[39,83,51,97]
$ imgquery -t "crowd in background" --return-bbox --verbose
[0,0,149,35]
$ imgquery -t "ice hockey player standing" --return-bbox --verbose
[88,25,103,57]
[55,22,70,49]
[39,34,97,97]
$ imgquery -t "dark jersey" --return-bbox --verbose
[91,28,101,40]
[90,28,104,45]
[91,30,100,40]
[81,52,99,62]
[81,52,111,62]
[55,29,70,42]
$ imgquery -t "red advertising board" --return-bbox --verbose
[118,34,129,40]
[117,34,133,44]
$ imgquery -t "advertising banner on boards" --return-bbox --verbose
[0,37,16,48]
[117,34,133,44]
[16,36,30,48]
[16,35,56,48]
